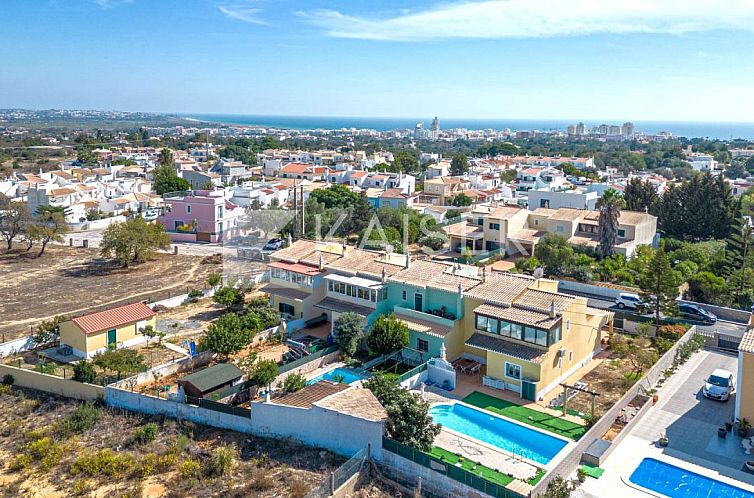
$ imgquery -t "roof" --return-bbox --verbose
[272,380,349,408]
[389,259,481,293]
[474,303,561,329]
[508,228,546,244]
[395,311,453,338]
[740,329,754,354]
[487,206,525,220]
[618,210,655,226]
[315,297,374,317]
[443,222,484,238]
[465,332,547,364]
[465,272,533,306]
[268,260,323,276]
[326,248,404,278]
[271,240,344,263]
[515,288,574,313]
[316,387,388,422]
[179,363,244,393]
[549,208,587,222]
[380,189,410,199]
[258,284,310,301]
[71,302,155,335]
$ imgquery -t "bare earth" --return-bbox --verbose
[0,246,223,341]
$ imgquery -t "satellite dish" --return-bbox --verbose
[533,267,544,279]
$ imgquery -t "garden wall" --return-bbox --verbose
[0,336,38,358]
[109,350,213,390]
[0,364,105,401]
[250,401,385,461]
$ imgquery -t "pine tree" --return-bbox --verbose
[639,243,681,323]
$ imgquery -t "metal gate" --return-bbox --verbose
[718,334,741,351]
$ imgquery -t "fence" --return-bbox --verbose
[185,396,251,418]
[530,325,700,495]
[396,362,427,384]
[306,446,370,498]
[381,437,526,498]
[278,345,339,376]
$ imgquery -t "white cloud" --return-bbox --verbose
[298,0,754,41]
[95,0,132,7]
[219,1,268,25]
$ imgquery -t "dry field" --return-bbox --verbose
[0,387,345,498]
[0,246,223,342]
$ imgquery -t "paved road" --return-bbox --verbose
[560,289,749,339]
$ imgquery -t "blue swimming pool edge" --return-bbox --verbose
[305,364,369,385]
[622,456,754,498]
[430,400,575,471]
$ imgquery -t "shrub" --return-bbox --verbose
[130,422,159,446]
[2,374,14,385]
[657,324,685,340]
[9,453,32,472]
[188,289,203,299]
[70,449,134,478]
[72,360,96,383]
[288,478,310,498]
[36,362,57,375]
[0,384,12,395]
[27,436,65,471]
[56,404,101,437]
[283,373,307,393]
[72,479,94,496]
[248,467,276,491]
[178,457,202,480]
[203,445,236,478]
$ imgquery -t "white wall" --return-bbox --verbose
[250,400,384,460]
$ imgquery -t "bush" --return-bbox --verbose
[248,467,276,491]
[188,289,204,299]
[56,404,101,437]
[288,478,310,498]
[36,362,57,375]
[2,374,14,385]
[9,453,32,472]
[130,422,159,446]
[72,360,96,383]
[72,479,94,496]
[283,373,308,393]
[178,457,202,480]
[70,449,134,478]
[0,384,12,395]
[656,324,685,340]
[203,445,236,478]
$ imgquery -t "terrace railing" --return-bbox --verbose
[396,362,428,384]
[278,344,339,376]
[381,437,526,498]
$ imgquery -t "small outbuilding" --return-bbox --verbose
[178,363,244,399]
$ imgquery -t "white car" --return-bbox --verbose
[703,368,735,401]
[615,292,644,310]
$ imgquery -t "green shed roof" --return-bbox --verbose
[179,363,244,393]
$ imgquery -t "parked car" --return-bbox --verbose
[703,368,735,401]
[677,303,717,324]
[262,238,284,252]
[615,292,646,310]
[142,208,160,221]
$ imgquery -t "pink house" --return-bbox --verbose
[158,190,243,243]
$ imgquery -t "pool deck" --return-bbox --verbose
[579,349,754,498]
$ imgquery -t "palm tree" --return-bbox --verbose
[596,189,626,259]
[158,148,174,168]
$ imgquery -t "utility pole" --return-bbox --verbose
[300,185,305,236]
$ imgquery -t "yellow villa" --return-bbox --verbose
[59,302,156,359]
[735,318,754,424]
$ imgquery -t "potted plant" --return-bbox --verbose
[738,418,751,438]
[577,468,587,483]
[726,420,734,432]
[719,427,728,438]
[658,432,669,447]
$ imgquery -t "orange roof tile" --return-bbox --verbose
[71,302,155,335]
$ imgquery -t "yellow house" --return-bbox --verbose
[59,302,156,359]
[735,321,754,423]
[459,272,611,401]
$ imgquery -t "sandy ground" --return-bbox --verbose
[0,246,223,341]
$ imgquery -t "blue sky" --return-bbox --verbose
[2,0,754,121]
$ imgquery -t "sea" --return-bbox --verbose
[182,114,754,140]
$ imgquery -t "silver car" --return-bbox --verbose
[703,368,735,401]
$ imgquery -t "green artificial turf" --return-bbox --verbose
[428,446,546,486]
[462,391,586,441]
[580,465,605,479]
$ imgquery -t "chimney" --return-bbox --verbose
[319,254,324,270]
[287,232,293,247]
[549,300,557,319]
[404,253,411,269]
[382,266,387,283]
[342,239,347,255]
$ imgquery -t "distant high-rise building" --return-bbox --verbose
[567,124,577,136]
[429,116,440,140]
[596,124,609,135]
[414,122,425,139]
[622,122,635,137]
[608,125,622,136]
[575,122,586,135]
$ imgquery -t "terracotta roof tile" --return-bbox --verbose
[272,381,349,408]
[71,302,155,335]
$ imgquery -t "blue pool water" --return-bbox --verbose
[429,403,567,465]
[629,458,754,498]
[308,368,365,385]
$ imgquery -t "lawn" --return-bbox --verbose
[428,446,545,487]
[462,391,586,441]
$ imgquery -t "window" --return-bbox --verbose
[475,218,482,226]
[417,338,429,353]
[618,229,626,237]
[510,323,522,340]
[278,302,295,315]
[540,199,550,208]
[186,204,191,214]
[505,362,521,380]
[475,314,488,331]
[489,223,500,230]
[550,326,561,345]
[556,225,565,233]
[569,351,573,362]
[534,219,539,226]
[499,320,511,337]
[402,290,407,300]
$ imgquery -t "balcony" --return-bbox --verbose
[394,305,457,327]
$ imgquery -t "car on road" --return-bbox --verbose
[703,368,735,401]
[262,238,284,252]
[677,303,717,324]
[615,292,647,311]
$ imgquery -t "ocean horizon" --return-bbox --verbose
[182,114,754,140]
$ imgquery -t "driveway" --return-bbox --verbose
[631,350,747,471]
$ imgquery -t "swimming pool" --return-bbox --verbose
[629,458,754,498]
[308,367,366,385]
[429,403,568,465]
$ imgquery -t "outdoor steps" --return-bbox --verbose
[507,479,533,496]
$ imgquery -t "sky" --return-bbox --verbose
[2,0,754,122]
